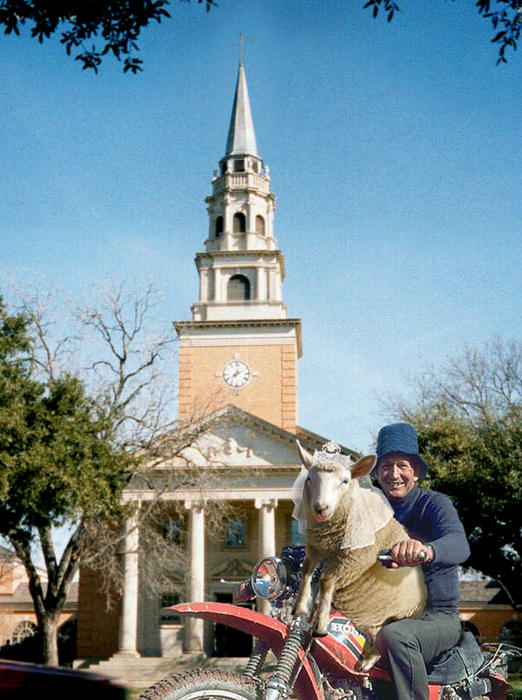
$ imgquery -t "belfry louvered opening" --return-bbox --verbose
[227,274,251,301]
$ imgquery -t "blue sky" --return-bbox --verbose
[1,0,520,453]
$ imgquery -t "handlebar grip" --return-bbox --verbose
[377,548,427,566]
[233,579,255,604]
[377,549,393,568]
[377,548,392,562]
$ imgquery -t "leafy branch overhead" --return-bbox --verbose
[1,1,520,73]
[364,0,522,64]
[0,0,215,73]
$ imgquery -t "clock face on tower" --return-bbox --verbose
[222,359,252,390]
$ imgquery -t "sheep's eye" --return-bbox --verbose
[341,478,350,485]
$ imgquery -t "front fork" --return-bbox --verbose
[264,616,314,700]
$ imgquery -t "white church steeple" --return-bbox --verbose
[225,61,258,159]
[176,57,301,432]
[191,60,287,322]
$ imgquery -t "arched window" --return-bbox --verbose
[11,621,37,644]
[255,215,265,235]
[227,274,250,301]
[233,212,246,233]
[215,216,224,237]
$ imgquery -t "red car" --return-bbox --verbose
[0,658,126,699]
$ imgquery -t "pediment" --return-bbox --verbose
[209,557,256,581]
[175,406,358,469]
[178,406,306,467]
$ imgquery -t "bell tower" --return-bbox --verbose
[175,59,302,432]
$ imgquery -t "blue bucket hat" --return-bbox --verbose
[374,422,428,480]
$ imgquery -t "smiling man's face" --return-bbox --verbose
[376,453,418,500]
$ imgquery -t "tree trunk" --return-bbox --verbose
[41,613,60,666]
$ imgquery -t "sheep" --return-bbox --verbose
[293,440,426,670]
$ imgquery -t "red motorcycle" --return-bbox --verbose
[140,546,518,700]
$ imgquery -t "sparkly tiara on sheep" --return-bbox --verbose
[311,440,354,470]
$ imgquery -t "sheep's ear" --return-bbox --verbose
[350,454,377,480]
[296,440,314,471]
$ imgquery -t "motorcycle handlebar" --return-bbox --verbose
[233,579,255,604]
[378,548,427,568]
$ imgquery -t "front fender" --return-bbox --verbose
[170,602,323,699]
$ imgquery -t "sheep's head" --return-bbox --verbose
[297,440,377,523]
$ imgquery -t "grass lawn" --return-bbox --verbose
[511,673,522,698]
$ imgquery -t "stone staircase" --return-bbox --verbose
[75,653,259,688]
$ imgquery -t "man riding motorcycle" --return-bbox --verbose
[372,422,470,700]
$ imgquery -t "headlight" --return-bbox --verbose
[251,557,288,599]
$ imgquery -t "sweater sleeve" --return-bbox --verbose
[425,492,470,566]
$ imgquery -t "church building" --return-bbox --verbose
[75,59,518,670]
[76,59,355,663]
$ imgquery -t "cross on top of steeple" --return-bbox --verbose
[233,32,252,65]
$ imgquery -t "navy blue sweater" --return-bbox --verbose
[387,485,470,613]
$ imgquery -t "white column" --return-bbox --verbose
[117,509,140,656]
[214,267,223,303]
[255,499,278,616]
[267,268,276,301]
[184,500,206,652]
[199,267,209,302]
[256,266,267,301]
[274,269,282,301]
[223,196,232,251]
[246,195,254,234]
[255,498,277,558]
[208,268,215,301]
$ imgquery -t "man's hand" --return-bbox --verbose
[389,539,434,568]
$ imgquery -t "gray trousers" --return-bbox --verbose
[376,611,462,700]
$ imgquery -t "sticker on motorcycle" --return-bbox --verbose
[327,617,373,663]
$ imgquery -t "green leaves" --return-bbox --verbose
[0,0,214,73]
[363,0,520,64]
[0,300,128,538]
[390,339,522,607]
[363,0,400,20]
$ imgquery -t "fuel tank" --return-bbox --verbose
[314,608,376,674]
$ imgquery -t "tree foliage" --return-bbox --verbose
[0,295,128,664]
[0,284,231,664]
[2,1,519,73]
[0,0,215,73]
[386,339,522,607]
[364,0,522,64]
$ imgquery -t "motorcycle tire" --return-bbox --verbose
[139,669,263,700]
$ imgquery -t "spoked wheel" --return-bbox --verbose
[139,669,263,700]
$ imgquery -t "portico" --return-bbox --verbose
[114,412,307,655]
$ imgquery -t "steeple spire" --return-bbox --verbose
[225,61,258,158]
[194,59,286,324]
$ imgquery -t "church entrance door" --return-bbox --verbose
[213,593,253,657]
